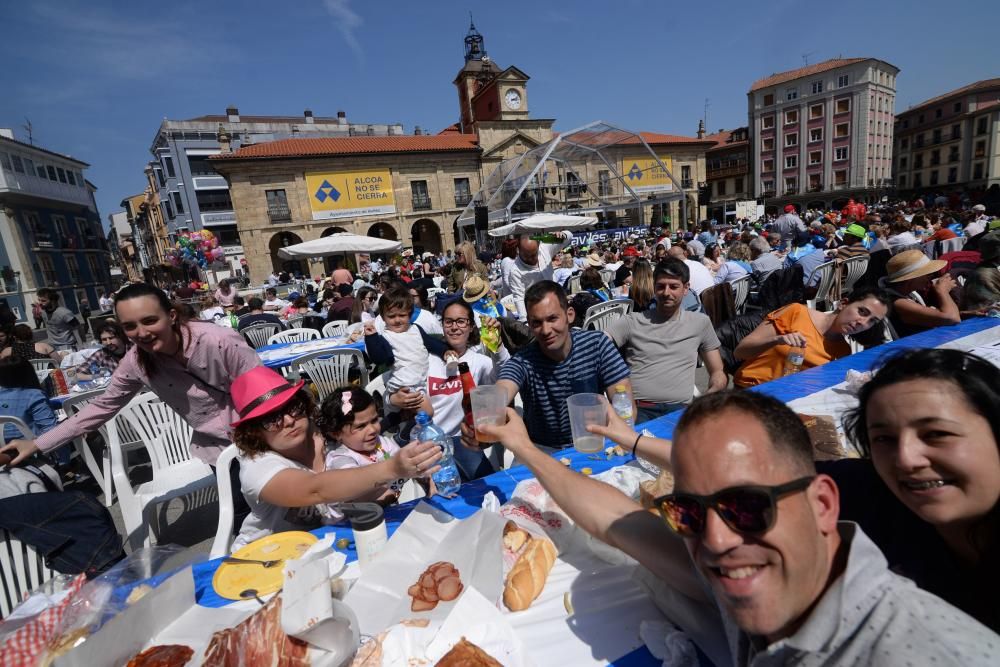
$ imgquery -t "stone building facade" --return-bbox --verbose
[210,135,482,281]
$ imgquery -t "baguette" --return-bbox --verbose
[502,536,557,611]
[502,521,531,553]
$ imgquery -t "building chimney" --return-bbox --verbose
[414,126,422,136]
[226,106,240,123]
[217,124,232,153]
[304,109,314,124]
[0,128,13,140]
[697,119,705,139]
[337,110,347,126]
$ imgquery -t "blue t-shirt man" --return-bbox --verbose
[499,329,630,449]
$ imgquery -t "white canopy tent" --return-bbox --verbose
[276,233,402,259]
[487,213,599,237]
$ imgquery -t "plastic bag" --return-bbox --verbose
[0,545,204,666]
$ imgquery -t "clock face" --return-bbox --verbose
[505,89,522,110]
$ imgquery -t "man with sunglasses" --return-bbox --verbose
[478,390,997,666]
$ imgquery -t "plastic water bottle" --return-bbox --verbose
[412,411,461,496]
[611,384,634,428]
[783,346,806,376]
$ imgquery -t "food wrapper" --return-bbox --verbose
[480,323,501,354]
[343,502,505,637]
[366,588,530,666]
[282,535,358,658]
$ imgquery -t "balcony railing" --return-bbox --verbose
[32,232,54,249]
[832,183,850,190]
[808,185,824,192]
[42,270,58,285]
[267,204,292,223]
[681,179,693,189]
[761,190,776,198]
[952,130,962,140]
[784,187,799,195]
[706,164,748,179]
[454,194,472,208]
[412,195,432,210]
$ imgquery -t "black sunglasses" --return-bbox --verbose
[258,398,309,432]
[655,476,815,537]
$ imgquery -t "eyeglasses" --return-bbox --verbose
[258,398,309,432]
[655,476,814,537]
[443,317,471,328]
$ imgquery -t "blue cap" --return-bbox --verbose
[811,235,827,248]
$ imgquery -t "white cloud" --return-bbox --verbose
[323,0,365,61]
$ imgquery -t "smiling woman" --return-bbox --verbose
[835,348,1000,631]
[0,283,263,469]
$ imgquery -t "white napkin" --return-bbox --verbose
[282,535,358,658]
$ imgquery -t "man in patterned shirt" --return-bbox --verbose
[495,281,631,450]
[73,322,129,381]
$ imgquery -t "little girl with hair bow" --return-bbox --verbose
[319,387,432,520]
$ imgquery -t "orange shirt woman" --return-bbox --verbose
[733,292,890,387]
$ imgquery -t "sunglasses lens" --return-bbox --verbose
[716,489,774,533]
[660,496,704,536]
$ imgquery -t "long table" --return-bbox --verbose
[642,316,1000,443]
[255,336,366,369]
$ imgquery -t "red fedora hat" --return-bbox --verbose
[230,366,304,427]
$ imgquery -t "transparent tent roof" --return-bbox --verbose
[457,121,687,230]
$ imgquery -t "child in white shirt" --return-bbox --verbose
[363,286,448,420]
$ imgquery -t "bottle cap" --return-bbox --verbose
[457,362,470,373]
[339,502,384,531]
[415,410,430,425]
[615,383,627,392]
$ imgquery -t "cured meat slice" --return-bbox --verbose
[125,644,194,667]
[202,596,310,667]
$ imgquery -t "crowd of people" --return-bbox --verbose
[1,192,998,661]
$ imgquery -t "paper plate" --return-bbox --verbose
[212,531,318,600]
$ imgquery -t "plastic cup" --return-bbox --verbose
[567,393,608,453]
[470,385,507,445]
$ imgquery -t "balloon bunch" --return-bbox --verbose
[167,230,226,269]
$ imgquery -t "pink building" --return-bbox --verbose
[747,57,899,211]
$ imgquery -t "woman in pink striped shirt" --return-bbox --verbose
[0,283,262,468]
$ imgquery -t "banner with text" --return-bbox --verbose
[621,156,674,194]
[306,169,396,220]
[570,225,650,247]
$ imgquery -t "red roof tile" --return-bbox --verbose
[212,135,480,160]
[624,131,716,146]
[899,78,1000,115]
[437,123,462,134]
[750,58,868,92]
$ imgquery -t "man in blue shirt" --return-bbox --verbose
[495,281,631,449]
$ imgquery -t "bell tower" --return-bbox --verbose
[454,17,499,133]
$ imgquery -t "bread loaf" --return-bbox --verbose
[502,521,531,553]
[502,536,557,611]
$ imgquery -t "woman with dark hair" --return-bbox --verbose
[0,325,14,357]
[701,243,723,274]
[350,286,377,325]
[230,368,440,550]
[838,348,1000,630]
[0,324,60,362]
[579,267,612,302]
[733,288,892,387]
[73,321,130,381]
[390,299,498,480]
[0,283,262,469]
[0,356,58,444]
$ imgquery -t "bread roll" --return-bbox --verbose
[502,521,531,553]
[502,537,557,611]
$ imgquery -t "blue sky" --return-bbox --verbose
[2,0,997,227]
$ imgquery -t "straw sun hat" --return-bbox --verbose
[884,249,946,284]
[462,274,490,302]
[585,252,605,267]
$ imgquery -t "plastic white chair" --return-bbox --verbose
[582,299,633,332]
[729,275,751,314]
[209,444,240,558]
[61,388,114,505]
[840,255,869,294]
[29,358,55,372]
[806,260,839,311]
[268,328,320,345]
[285,315,305,330]
[0,528,56,619]
[111,393,215,548]
[599,269,616,286]
[322,320,349,338]
[939,236,965,254]
[241,322,281,349]
[567,275,582,294]
[0,415,34,442]
[292,349,368,400]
